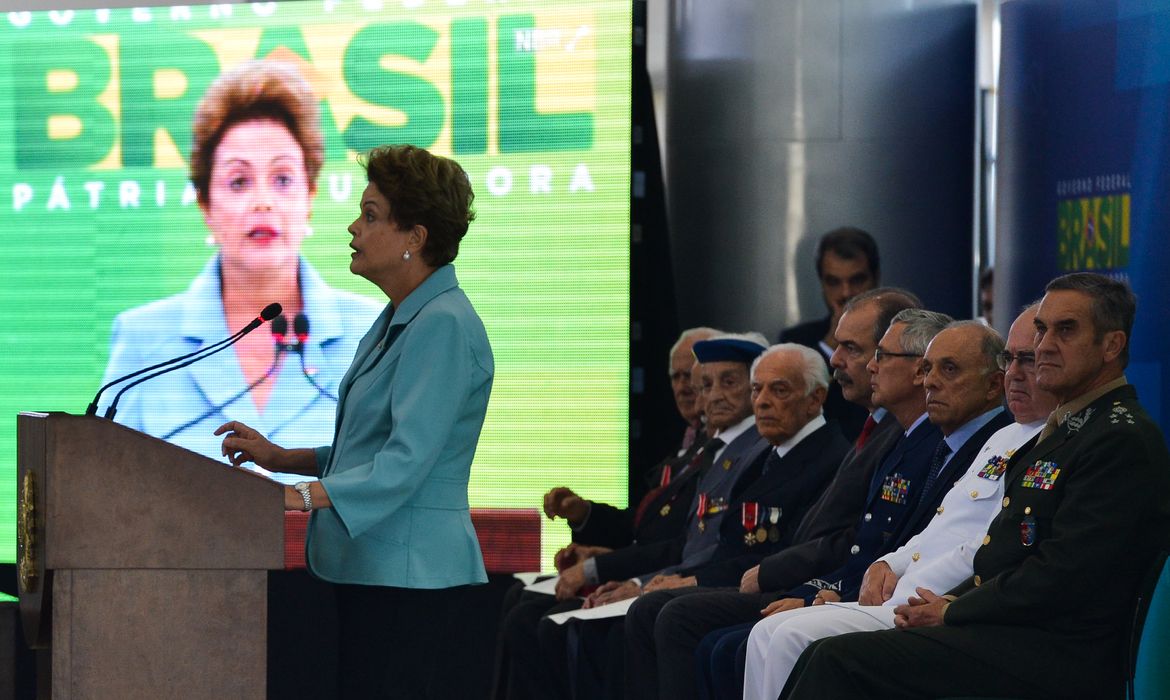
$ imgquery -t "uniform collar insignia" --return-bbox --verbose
[1063,407,1094,433]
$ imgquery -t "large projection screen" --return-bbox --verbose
[0,0,632,567]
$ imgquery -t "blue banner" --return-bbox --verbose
[997,0,1170,427]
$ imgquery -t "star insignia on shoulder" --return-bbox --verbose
[1109,404,1135,425]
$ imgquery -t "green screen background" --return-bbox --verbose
[0,0,631,569]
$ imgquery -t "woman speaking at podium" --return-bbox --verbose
[217,144,494,698]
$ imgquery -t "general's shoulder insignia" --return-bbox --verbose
[1109,405,1136,425]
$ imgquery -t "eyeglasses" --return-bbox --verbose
[873,348,923,363]
[996,350,1036,371]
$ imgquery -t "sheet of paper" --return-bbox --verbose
[521,574,560,595]
[545,596,636,625]
[513,571,548,587]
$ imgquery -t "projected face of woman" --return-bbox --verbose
[202,118,314,276]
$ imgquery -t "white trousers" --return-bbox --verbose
[742,602,897,700]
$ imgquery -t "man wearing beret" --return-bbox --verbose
[783,273,1170,699]
[497,333,771,700]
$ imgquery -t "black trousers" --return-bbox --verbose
[334,582,468,699]
[491,585,582,700]
[782,627,1095,700]
[624,587,771,700]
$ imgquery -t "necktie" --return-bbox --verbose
[761,448,784,477]
[855,415,878,449]
[921,440,952,497]
[1038,411,1062,443]
[634,437,724,527]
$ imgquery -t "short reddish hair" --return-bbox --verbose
[360,145,476,267]
[190,60,323,205]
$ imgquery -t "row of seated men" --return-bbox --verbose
[492,271,1170,699]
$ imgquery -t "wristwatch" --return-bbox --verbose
[293,482,312,512]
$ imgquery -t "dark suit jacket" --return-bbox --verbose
[757,411,902,592]
[572,438,705,550]
[682,422,851,586]
[937,385,1170,697]
[593,426,768,583]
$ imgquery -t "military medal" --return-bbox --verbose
[696,493,708,532]
[722,458,732,470]
[767,507,782,542]
[659,465,673,487]
[977,453,1010,481]
[659,504,671,517]
[742,502,761,546]
[1020,506,1036,546]
[881,473,910,504]
[1022,461,1061,490]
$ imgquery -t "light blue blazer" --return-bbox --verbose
[100,256,382,480]
[308,264,494,589]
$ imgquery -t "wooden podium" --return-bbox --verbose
[17,412,284,699]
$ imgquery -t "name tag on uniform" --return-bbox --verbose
[881,473,910,504]
[1021,460,1061,490]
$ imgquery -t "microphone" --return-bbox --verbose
[100,303,283,420]
[271,314,301,353]
[87,303,282,416]
[160,336,287,441]
[293,313,337,402]
[292,312,310,351]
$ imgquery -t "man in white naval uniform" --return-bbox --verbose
[741,304,1056,700]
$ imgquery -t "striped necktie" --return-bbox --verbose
[921,440,952,497]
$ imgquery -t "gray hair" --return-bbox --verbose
[668,327,721,370]
[942,320,1005,375]
[890,308,953,355]
[751,343,830,396]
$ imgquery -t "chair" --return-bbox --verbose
[1129,549,1170,700]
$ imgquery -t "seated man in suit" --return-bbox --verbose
[543,327,720,558]
[495,333,770,700]
[562,342,851,699]
[491,327,718,700]
[783,273,1170,699]
[780,227,881,440]
[555,333,773,601]
[743,305,1055,699]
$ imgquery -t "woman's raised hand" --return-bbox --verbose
[215,421,282,468]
